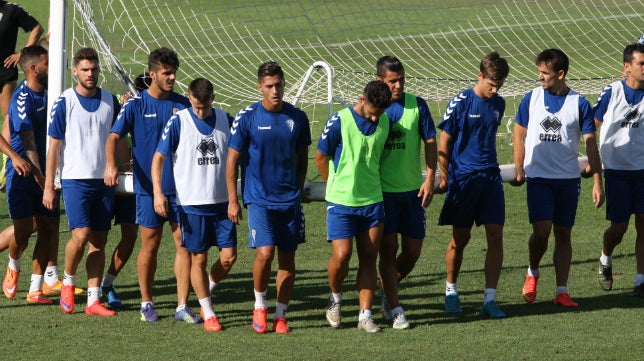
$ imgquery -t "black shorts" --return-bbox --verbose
[0,67,18,90]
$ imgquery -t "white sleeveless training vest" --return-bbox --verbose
[598,81,644,170]
[524,87,581,179]
[60,88,114,179]
[173,108,229,205]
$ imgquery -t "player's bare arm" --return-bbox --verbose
[18,130,44,187]
[314,150,330,182]
[3,24,44,68]
[150,151,168,218]
[436,130,451,194]
[419,137,437,207]
[42,137,62,210]
[104,132,121,186]
[296,146,310,203]
[511,123,527,186]
[583,132,604,208]
[226,147,242,224]
[0,124,30,176]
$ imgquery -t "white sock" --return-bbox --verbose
[600,252,612,267]
[62,272,75,286]
[102,273,117,288]
[29,274,43,293]
[330,292,342,304]
[198,296,215,319]
[446,281,458,295]
[275,302,288,319]
[528,267,540,278]
[390,306,403,315]
[555,286,568,295]
[635,274,644,287]
[483,288,496,304]
[87,287,100,304]
[254,289,267,309]
[141,301,153,309]
[358,308,372,321]
[176,304,186,312]
[7,256,20,271]
[44,265,59,285]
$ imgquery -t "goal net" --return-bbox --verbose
[69,0,641,170]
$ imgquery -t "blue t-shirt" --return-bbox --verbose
[385,94,436,141]
[110,90,190,196]
[157,107,234,215]
[437,87,505,181]
[228,100,311,206]
[515,88,595,134]
[7,80,47,171]
[49,88,121,139]
[317,107,381,173]
[593,80,644,122]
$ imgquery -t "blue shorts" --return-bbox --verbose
[247,204,305,252]
[326,202,385,241]
[526,177,580,227]
[6,169,60,219]
[383,190,426,239]
[114,194,137,225]
[438,170,505,227]
[62,179,114,231]
[136,194,180,228]
[179,210,237,253]
[604,170,644,223]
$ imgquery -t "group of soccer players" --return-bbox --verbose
[1,2,643,334]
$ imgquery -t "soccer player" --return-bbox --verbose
[316,81,392,333]
[593,42,644,297]
[43,47,120,316]
[1,45,57,304]
[227,61,310,334]
[105,48,194,323]
[0,1,43,191]
[152,78,237,332]
[100,74,151,310]
[513,48,604,307]
[436,51,509,318]
[375,55,437,329]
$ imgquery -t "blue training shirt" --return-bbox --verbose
[110,90,190,196]
[228,100,311,206]
[515,88,595,134]
[437,87,505,181]
[7,80,47,172]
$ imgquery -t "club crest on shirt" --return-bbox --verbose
[286,119,294,132]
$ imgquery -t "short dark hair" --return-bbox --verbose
[188,78,214,104]
[148,47,179,72]
[535,48,569,75]
[73,47,99,66]
[623,43,644,64]
[257,61,284,82]
[363,80,392,110]
[18,45,47,71]
[480,51,509,81]
[134,72,151,92]
[376,55,404,78]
